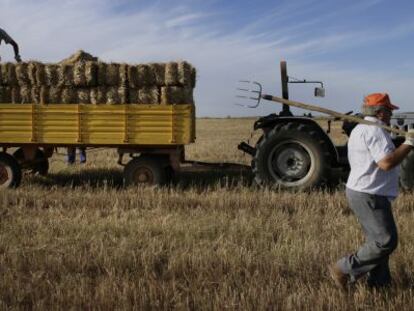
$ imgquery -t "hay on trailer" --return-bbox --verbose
[161,86,193,105]
[139,87,159,104]
[106,87,120,104]
[77,89,90,104]
[149,63,166,86]
[178,61,193,87]
[40,87,49,104]
[27,62,38,85]
[128,64,155,88]
[85,62,98,86]
[59,50,98,65]
[191,67,197,88]
[165,62,179,86]
[1,63,18,86]
[49,87,62,104]
[58,64,74,87]
[120,64,128,87]
[118,86,128,104]
[73,62,87,87]
[35,63,46,86]
[15,63,30,86]
[90,87,107,104]
[105,63,120,86]
[11,87,20,104]
[97,62,107,86]
[45,64,59,86]
[20,86,32,104]
[0,87,12,103]
[61,87,77,104]
[31,87,41,104]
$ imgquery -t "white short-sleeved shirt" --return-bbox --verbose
[346,116,399,198]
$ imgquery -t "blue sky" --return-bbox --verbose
[1,0,414,116]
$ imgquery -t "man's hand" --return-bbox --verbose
[403,129,414,147]
[15,54,21,63]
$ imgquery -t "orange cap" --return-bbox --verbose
[363,93,399,110]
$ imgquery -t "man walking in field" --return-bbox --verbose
[0,27,21,62]
[330,93,414,289]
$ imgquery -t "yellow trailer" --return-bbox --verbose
[0,103,195,188]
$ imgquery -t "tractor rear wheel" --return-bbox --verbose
[253,122,331,190]
[400,150,414,191]
[0,152,22,189]
[124,156,167,187]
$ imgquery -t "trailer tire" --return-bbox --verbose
[400,150,414,191]
[13,148,49,176]
[124,156,167,187]
[253,122,331,190]
[0,152,22,189]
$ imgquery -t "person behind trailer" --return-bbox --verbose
[330,93,414,290]
[67,147,87,165]
[0,27,21,62]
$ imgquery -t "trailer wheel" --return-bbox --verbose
[13,148,49,176]
[124,156,167,186]
[0,152,22,189]
[253,122,331,190]
[400,150,414,191]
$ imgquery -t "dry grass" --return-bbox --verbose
[1,118,413,310]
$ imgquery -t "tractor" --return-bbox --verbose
[238,61,414,190]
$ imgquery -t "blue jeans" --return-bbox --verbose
[67,147,86,164]
[337,188,398,286]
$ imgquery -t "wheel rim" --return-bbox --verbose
[267,140,315,187]
[0,163,11,186]
[133,167,155,184]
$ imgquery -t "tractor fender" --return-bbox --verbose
[254,116,340,166]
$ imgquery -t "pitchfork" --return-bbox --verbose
[236,80,413,137]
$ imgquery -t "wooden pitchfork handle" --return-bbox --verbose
[261,94,412,137]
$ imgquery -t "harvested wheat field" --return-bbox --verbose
[1,119,414,310]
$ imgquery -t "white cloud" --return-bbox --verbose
[0,0,413,117]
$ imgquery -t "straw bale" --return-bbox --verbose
[45,64,59,86]
[40,87,49,104]
[149,63,166,86]
[139,87,159,104]
[58,64,74,87]
[106,87,120,104]
[161,86,193,105]
[105,63,120,86]
[16,63,30,86]
[0,87,12,103]
[85,62,98,86]
[11,87,20,104]
[178,61,193,87]
[128,64,155,88]
[31,87,41,104]
[191,67,197,88]
[61,87,77,104]
[49,87,62,104]
[97,62,107,86]
[27,62,38,85]
[90,87,107,104]
[20,86,32,104]
[77,89,90,104]
[165,62,179,86]
[118,87,128,104]
[120,64,128,87]
[35,63,46,86]
[0,63,18,86]
[73,62,87,87]
[59,50,98,65]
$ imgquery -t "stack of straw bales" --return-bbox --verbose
[0,51,196,105]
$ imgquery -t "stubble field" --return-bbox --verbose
[1,118,414,310]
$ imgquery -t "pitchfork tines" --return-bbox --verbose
[235,80,263,108]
